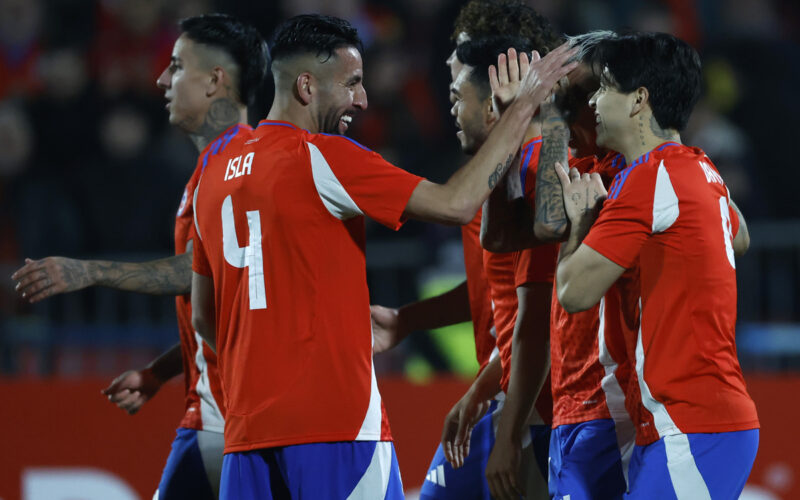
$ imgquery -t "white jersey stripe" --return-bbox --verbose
[346,442,393,499]
[652,160,679,233]
[596,297,636,487]
[194,332,225,433]
[308,142,364,220]
[635,299,680,437]
[356,330,383,440]
[664,434,712,499]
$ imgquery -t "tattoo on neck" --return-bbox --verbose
[488,153,515,189]
[649,115,674,141]
[190,98,242,151]
[639,115,646,146]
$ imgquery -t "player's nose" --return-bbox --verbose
[156,67,170,90]
[354,85,367,111]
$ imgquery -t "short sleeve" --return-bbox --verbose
[308,135,424,230]
[582,164,657,269]
[514,243,559,287]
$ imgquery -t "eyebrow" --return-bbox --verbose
[170,56,182,64]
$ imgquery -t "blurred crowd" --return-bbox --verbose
[1,0,799,375]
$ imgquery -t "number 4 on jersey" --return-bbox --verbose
[221,195,267,309]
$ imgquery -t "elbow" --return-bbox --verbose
[448,199,479,226]
[556,282,593,314]
[533,220,566,243]
[733,232,750,257]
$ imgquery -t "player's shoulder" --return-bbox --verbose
[306,131,375,155]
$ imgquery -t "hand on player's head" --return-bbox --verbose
[488,47,530,115]
[514,42,579,113]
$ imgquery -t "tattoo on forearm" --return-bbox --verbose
[189,96,241,151]
[488,154,515,189]
[534,110,570,234]
[94,252,193,295]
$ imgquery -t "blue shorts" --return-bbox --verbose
[156,427,216,500]
[625,429,759,499]
[419,400,550,500]
[220,441,403,500]
[549,419,630,500]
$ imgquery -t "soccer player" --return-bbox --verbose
[555,32,758,498]
[190,14,576,499]
[11,14,268,499]
[371,3,565,499]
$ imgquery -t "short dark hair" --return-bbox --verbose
[451,0,562,52]
[456,35,535,99]
[179,13,269,107]
[270,14,363,63]
[592,32,702,131]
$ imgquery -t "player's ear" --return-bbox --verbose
[485,95,499,124]
[630,86,649,117]
[207,66,226,97]
[295,73,313,105]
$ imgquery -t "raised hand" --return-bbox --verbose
[102,368,164,415]
[515,43,580,116]
[489,48,530,116]
[12,257,92,303]
[554,161,607,225]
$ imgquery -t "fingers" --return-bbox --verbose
[497,52,509,86]
[569,167,581,182]
[518,51,530,79]
[507,47,519,83]
[489,64,500,93]
[554,162,570,187]
[530,50,540,63]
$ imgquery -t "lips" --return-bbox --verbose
[339,114,353,134]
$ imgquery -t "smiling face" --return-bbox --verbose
[156,34,212,134]
[588,67,635,153]
[314,46,367,135]
[450,65,492,155]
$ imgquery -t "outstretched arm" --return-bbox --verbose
[533,101,571,242]
[371,281,471,353]
[12,241,194,303]
[102,342,183,415]
[404,45,578,226]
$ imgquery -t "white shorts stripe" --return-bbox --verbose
[664,434,712,500]
[346,442,393,500]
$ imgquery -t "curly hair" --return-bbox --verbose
[451,0,561,54]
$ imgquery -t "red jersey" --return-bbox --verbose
[550,152,658,443]
[484,137,558,424]
[172,129,238,433]
[583,142,758,437]
[192,120,424,452]
[461,211,498,370]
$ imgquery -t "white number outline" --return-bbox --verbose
[719,196,736,269]
[221,195,267,309]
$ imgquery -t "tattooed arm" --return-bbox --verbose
[12,241,193,303]
[403,44,578,226]
[533,101,571,242]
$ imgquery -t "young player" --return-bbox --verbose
[371,6,562,500]
[11,14,269,499]
[190,14,577,499]
[555,32,758,498]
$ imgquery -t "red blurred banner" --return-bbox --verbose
[0,375,797,499]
